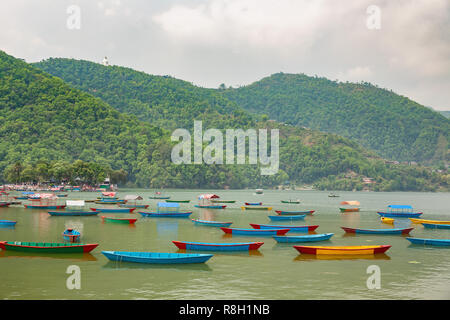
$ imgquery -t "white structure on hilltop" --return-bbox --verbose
[102,56,109,66]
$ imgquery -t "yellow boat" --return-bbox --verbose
[409,218,450,225]
[381,217,394,224]
[293,245,391,255]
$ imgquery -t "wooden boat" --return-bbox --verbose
[148,196,171,199]
[118,204,149,209]
[0,241,98,253]
[0,220,17,227]
[56,194,68,198]
[220,227,290,236]
[101,251,213,264]
[211,200,235,203]
[13,196,29,200]
[48,210,98,216]
[62,229,81,242]
[422,223,450,230]
[94,200,126,205]
[255,189,263,194]
[328,194,339,198]
[172,240,264,252]
[341,227,413,235]
[268,215,306,221]
[90,208,136,213]
[293,245,392,255]
[245,202,262,206]
[273,233,334,243]
[409,218,450,225]
[139,211,192,218]
[194,205,226,209]
[339,208,360,212]
[241,206,272,211]
[191,219,232,227]
[377,205,422,218]
[165,200,190,203]
[101,216,137,224]
[381,217,395,224]
[406,237,450,246]
[275,210,314,215]
[24,204,66,209]
[250,223,319,233]
[281,200,301,204]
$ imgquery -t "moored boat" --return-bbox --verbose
[0,241,98,253]
[172,240,264,251]
[211,200,236,203]
[339,208,360,212]
[341,226,413,235]
[409,218,450,225]
[250,223,318,233]
[48,210,98,216]
[139,211,192,218]
[62,228,81,242]
[220,227,290,236]
[25,204,66,209]
[195,205,227,209]
[191,219,232,227]
[118,204,149,209]
[101,251,213,264]
[245,202,262,206]
[101,216,137,224]
[281,200,301,204]
[165,200,191,203]
[293,245,392,255]
[90,208,136,213]
[268,215,306,221]
[406,237,450,246]
[377,205,422,218]
[422,223,450,230]
[0,220,17,227]
[273,233,334,243]
[381,217,395,224]
[241,206,272,211]
[275,210,314,215]
[339,201,360,213]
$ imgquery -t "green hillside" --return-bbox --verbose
[222,73,449,165]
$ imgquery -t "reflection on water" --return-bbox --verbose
[175,249,264,257]
[102,260,212,271]
[293,253,391,261]
[0,251,97,261]
[156,221,178,237]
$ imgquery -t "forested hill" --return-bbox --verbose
[222,73,449,165]
[33,58,256,130]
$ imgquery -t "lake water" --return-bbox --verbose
[0,189,449,300]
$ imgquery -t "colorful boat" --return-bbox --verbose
[241,206,272,211]
[275,210,314,215]
[48,211,98,216]
[406,237,450,246]
[339,201,360,212]
[339,208,360,212]
[422,223,450,230]
[0,241,98,253]
[62,229,81,242]
[139,211,192,218]
[245,202,262,206]
[94,200,126,205]
[90,208,136,213]
[220,227,290,236]
[191,219,232,227]
[101,251,213,264]
[24,204,66,209]
[0,220,17,227]
[118,204,149,209]
[195,205,227,209]
[172,240,264,251]
[281,200,301,204]
[56,194,68,198]
[165,200,191,203]
[381,217,395,224]
[255,189,263,194]
[377,205,422,218]
[0,202,10,207]
[409,218,450,225]
[211,200,236,203]
[273,233,334,243]
[293,245,392,255]
[268,215,306,221]
[250,223,319,233]
[341,226,413,235]
[101,216,137,224]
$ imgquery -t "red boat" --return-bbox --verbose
[24,204,66,209]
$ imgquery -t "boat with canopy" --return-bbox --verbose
[24,194,66,209]
[139,202,192,217]
[48,200,98,216]
[119,195,149,208]
[194,194,226,209]
[377,205,422,218]
[339,201,360,212]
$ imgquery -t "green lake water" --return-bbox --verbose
[0,189,449,300]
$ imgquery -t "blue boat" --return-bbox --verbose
[422,223,450,230]
[173,240,264,251]
[48,211,98,216]
[0,220,17,227]
[221,227,290,236]
[139,211,192,218]
[194,205,226,209]
[268,215,305,221]
[101,251,213,264]
[91,208,136,213]
[273,233,334,243]
[191,219,232,227]
[377,205,422,218]
[62,229,81,242]
[250,223,319,233]
[406,237,450,246]
[342,226,413,235]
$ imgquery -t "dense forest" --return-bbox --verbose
[0,52,447,191]
[222,73,449,165]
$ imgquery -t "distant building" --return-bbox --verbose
[102,56,109,66]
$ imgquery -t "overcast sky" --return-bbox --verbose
[1,0,449,110]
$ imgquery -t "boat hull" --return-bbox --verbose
[194,205,226,209]
[48,211,98,216]
[101,216,137,224]
[173,240,264,251]
[339,208,360,212]
[250,223,318,233]
[293,245,391,255]
[101,251,212,264]
[165,200,190,203]
[422,223,450,229]
[91,208,136,213]
[220,227,289,236]
[211,200,235,203]
[0,220,17,227]
[245,202,262,206]
[377,212,422,218]
[381,217,395,224]
[139,211,192,218]
[118,204,149,208]
[281,201,300,204]
[62,230,81,243]
[273,233,334,243]
[406,237,450,246]
[275,210,314,215]
[409,218,450,225]
[341,227,413,234]
[268,215,305,221]
[191,219,232,227]
[0,241,98,253]
[241,206,272,211]
[24,205,66,209]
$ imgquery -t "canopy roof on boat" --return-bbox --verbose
[35,193,57,200]
[66,200,85,207]
[198,194,220,200]
[101,192,116,197]
[388,205,412,209]
[124,195,143,200]
[22,191,35,195]
[340,201,360,206]
[157,202,179,208]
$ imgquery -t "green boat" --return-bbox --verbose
[0,241,98,253]
[281,200,301,204]
[211,200,236,203]
[241,206,273,211]
[165,200,190,203]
